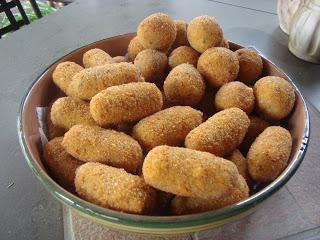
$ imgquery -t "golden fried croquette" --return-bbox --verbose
[132,106,203,152]
[168,46,200,69]
[226,149,251,184]
[171,20,189,49]
[134,49,168,83]
[164,64,205,106]
[143,146,240,199]
[75,162,157,214]
[215,81,255,114]
[52,61,83,95]
[43,137,83,191]
[62,124,143,173]
[220,38,229,48]
[171,175,249,215]
[46,100,66,140]
[197,47,239,88]
[90,82,163,126]
[68,62,143,100]
[50,97,96,130]
[187,16,223,53]
[113,56,128,63]
[83,48,113,68]
[185,108,250,156]
[248,126,292,181]
[254,76,296,121]
[236,48,263,85]
[240,116,270,153]
[127,36,145,61]
[137,12,177,52]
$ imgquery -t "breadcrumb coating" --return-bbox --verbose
[83,48,113,68]
[113,56,128,63]
[62,124,143,173]
[50,97,96,130]
[90,82,163,126]
[143,146,240,199]
[75,162,157,214]
[171,20,189,49]
[127,36,145,61]
[132,106,203,152]
[248,126,292,181]
[185,107,250,156]
[68,62,144,100]
[46,101,66,140]
[43,137,83,191]
[52,61,83,94]
[168,46,200,70]
[226,149,251,184]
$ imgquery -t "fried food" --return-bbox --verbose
[171,20,189,49]
[137,13,177,52]
[83,48,113,68]
[215,81,255,114]
[187,16,223,53]
[226,149,251,184]
[46,100,66,140]
[43,137,83,191]
[236,48,263,85]
[127,36,145,61]
[68,62,143,100]
[240,116,270,153]
[90,82,163,126]
[254,76,296,121]
[248,126,292,181]
[171,175,249,214]
[132,106,203,152]
[113,56,128,63]
[168,46,200,69]
[143,145,240,199]
[164,64,205,106]
[50,97,96,130]
[75,162,156,214]
[197,47,239,88]
[52,61,83,94]
[134,49,168,83]
[62,124,143,173]
[185,108,250,156]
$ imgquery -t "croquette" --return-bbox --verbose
[187,16,223,53]
[171,20,189,49]
[226,149,251,184]
[171,175,249,214]
[168,46,200,69]
[197,47,239,88]
[132,106,203,152]
[68,62,143,100]
[247,126,292,181]
[62,124,143,173]
[46,100,66,140]
[83,48,113,68]
[113,56,128,63]
[240,116,270,153]
[185,107,250,156]
[137,13,177,52]
[254,76,296,121]
[215,81,255,114]
[164,64,205,106]
[236,48,263,85]
[52,61,83,94]
[50,97,96,130]
[43,137,83,191]
[143,146,240,199]
[90,82,163,126]
[127,36,145,61]
[75,162,157,214]
[134,49,168,83]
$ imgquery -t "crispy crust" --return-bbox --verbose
[171,20,189,49]
[168,46,200,70]
[83,48,113,68]
[113,56,128,63]
[127,36,145,61]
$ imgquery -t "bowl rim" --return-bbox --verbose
[17,33,310,234]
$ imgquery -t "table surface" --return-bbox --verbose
[0,0,319,239]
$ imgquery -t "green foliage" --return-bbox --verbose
[0,1,56,35]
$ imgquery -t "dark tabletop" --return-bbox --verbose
[0,0,319,239]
